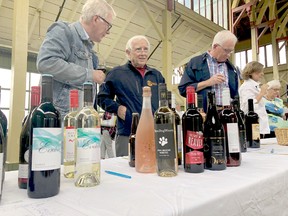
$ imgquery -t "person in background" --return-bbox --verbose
[37,0,116,118]
[178,30,239,112]
[263,80,288,137]
[97,35,165,157]
[238,61,270,137]
[100,111,116,159]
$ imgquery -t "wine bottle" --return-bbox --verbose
[197,94,206,121]
[63,90,79,178]
[128,113,139,167]
[0,123,4,201]
[203,91,226,170]
[245,99,260,148]
[75,82,101,187]
[135,86,156,173]
[28,74,62,198]
[235,96,245,121]
[182,86,204,173]
[18,86,40,189]
[154,84,178,177]
[232,97,247,152]
[168,91,182,166]
[219,88,241,167]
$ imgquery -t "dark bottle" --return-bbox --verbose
[28,74,61,198]
[128,113,139,167]
[232,98,247,152]
[182,86,204,173]
[196,94,206,122]
[204,91,226,170]
[154,84,178,177]
[18,86,40,189]
[0,123,4,201]
[234,96,245,121]
[245,99,260,148]
[219,88,241,167]
[167,91,182,166]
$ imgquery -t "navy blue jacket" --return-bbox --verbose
[97,61,165,136]
[178,52,239,112]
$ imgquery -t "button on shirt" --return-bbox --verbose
[206,53,229,105]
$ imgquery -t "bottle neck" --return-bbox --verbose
[248,100,254,112]
[187,92,196,109]
[159,99,168,108]
[84,87,93,107]
[131,115,139,134]
[142,95,152,109]
[41,82,53,103]
[31,90,40,110]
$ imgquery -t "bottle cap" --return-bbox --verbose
[70,89,79,108]
[143,86,151,97]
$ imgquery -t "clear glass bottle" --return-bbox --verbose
[75,82,101,187]
[154,84,178,177]
[204,91,226,170]
[245,99,260,148]
[28,74,62,198]
[182,86,204,173]
[18,86,40,189]
[128,113,139,167]
[135,86,156,173]
[63,90,79,178]
[219,88,241,167]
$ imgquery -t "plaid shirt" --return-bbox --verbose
[206,53,229,105]
[101,111,117,140]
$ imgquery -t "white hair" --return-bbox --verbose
[267,80,281,89]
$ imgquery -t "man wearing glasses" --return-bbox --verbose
[97,35,165,157]
[178,30,240,112]
[37,0,116,118]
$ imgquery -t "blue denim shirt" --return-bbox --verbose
[37,21,97,118]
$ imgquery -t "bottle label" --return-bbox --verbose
[226,123,240,153]
[239,129,247,151]
[186,131,203,150]
[0,153,3,192]
[18,164,28,178]
[32,128,62,171]
[210,137,226,165]
[155,123,176,159]
[252,124,260,140]
[186,151,204,164]
[77,128,101,163]
[64,127,76,161]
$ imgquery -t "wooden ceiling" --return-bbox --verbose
[0,0,223,71]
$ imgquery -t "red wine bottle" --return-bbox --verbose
[204,91,226,170]
[182,86,204,173]
[219,88,241,167]
[232,97,247,152]
[18,86,40,189]
[245,99,260,148]
[28,74,62,198]
[128,113,139,167]
[154,84,178,177]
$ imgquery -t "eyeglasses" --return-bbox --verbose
[98,16,112,31]
[218,44,234,54]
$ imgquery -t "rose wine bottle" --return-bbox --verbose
[219,88,241,167]
[135,86,156,173]
[245,99,260,148]
[203,91,226,170]
[167,91,182,166]
[182,86,204,173]
[75,82,101,187]
[154,84,178,177]
[28,74,62,198]
[128,113,139,167]
[18,86,40,189]
[63,90,79,178]
[232,97,247,152]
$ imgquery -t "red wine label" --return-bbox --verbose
[185,150,204,164]
[252,124,260,140]
[155,123,176,159]
[186,131,203,149]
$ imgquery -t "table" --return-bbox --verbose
[1,138,288,216]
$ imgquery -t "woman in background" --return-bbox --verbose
[263,80,288,137]
[238,61,270,137]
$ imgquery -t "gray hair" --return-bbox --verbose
[267,80,281,89]
[80,0,116,22]
[125,35,151,51]
[212,30,238,47]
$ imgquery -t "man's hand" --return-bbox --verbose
[93,70,106,84]
[208,74,226,86]
[117,105,127,120]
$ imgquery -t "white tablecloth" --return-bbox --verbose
[1,138,288,216]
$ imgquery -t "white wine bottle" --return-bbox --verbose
[63,89,79,178]
[75,82,101,187]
